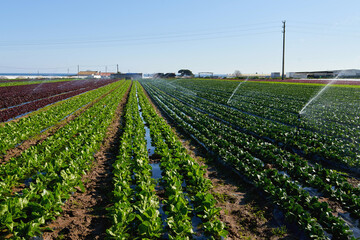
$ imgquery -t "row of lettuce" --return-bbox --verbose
[142,79,360,239]
[0,79,117,122]
[171,79,360,168]
[107,82,227,239]
[0,80,130,238]
[0,79,227,239]
[0,80,120,155]
[178,79,359,128]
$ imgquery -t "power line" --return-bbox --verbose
[0,25,281,47]
[0,21,281,44]
[287,30,360,38]
[0,30,280,49]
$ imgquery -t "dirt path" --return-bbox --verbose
[42,83,131,240]
[140,84,299,239]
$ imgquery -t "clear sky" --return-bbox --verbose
[0,0,359,74]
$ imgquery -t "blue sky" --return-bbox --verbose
[0,0,359,74]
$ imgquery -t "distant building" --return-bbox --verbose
[287,69,360,79]
[111,73,143,80]
[78,71,99,78]
[97,72,115,79]
[271,72,280,78]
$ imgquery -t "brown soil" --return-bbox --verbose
[1,84,122,165]
[42,83,131,240]
[347,176,360,189]
[318,196,346,217]
[140,84,299,239]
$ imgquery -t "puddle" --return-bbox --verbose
[150,163,162,180]
[278,171,290,178]
[145,127,155,156]
[338,212,360,238]
[184,193,207,239]
[181,179,187,188]
[40,127,51,133]
[253,157,265,167]
[159,201,167,221]
[303,187,323,197]
[24,171,47,187]
[136,86,207,239]
[192,215,207,240]
[136,89,156,157]
[15,141,24,148]
[24,177,33,187]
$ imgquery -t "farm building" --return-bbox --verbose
[77,71,99,78]
[287,69,360,79]
[271,72,280,78]
[98,72,116,79]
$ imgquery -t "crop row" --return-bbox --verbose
[107,82,227,239]
[0,80,125,155]
[191,83,359,141]
[0,79,116,109]
[0,80,130,238]
[174,79,360,143]
[179,79,359,121]
[0,79,73,88]
[146,79,359,168]
[137,82,227,238]
[107,83,163,239]
[142,81,358,239]
[0,79,118,122]
[149,83,360,219]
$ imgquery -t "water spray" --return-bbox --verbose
[298,71,343,115]
[227,77,249,104]
[166,80,196,96]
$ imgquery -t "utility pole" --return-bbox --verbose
[282,20,286,80]
[77,65,79,74]
[117,64,119,73]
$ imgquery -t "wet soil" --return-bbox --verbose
[42,83,131,240]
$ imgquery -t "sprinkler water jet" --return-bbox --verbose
[227,77,249,104]
[298,71,343,115]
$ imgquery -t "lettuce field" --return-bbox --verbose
[0,78,359,239]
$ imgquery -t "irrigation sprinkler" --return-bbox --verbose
[298,113,302,120]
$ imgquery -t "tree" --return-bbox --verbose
[153,73,165,79]
[164,73,176,78]
[233,70,242,78]
[178,69,194,77]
